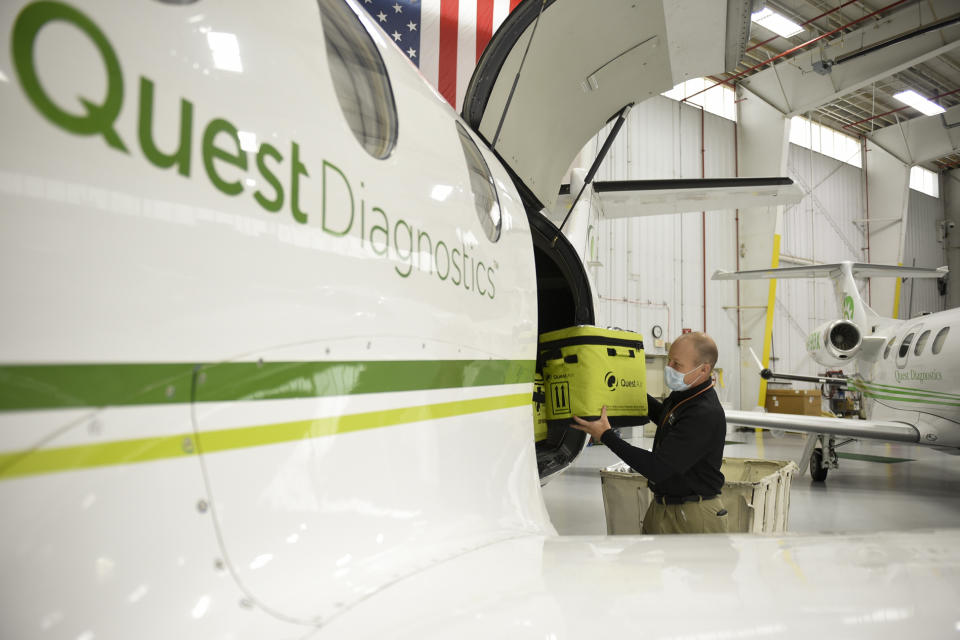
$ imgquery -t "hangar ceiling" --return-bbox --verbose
[705,0,960,170]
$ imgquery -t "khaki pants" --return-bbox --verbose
[642,497,729,534]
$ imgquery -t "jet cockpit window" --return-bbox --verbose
[932,327,950,355]
[914,330,931,356]
[898,333,914,358]
[319,0,398,159]
[455,122,502,242]
[883,336,896,359]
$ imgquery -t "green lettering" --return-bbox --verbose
[487,266,496,299]
[451,248,462,285]
[253,143,284,212]
[476,261,486,296]
[321,160,355,234]
[435,241,450,281]
[138,77,192,176]
[12,1,127,151]
[202,118,247,196]
[369,207,388,256]
[394,219,413,277]
[291,142,311,224]
[417,230,432,274]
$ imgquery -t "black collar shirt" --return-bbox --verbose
[600,379,726,497]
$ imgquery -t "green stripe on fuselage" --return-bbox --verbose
[851,380,960,401]
[859,390,960,407]
[0,360,535,411]
[0,392,531,479]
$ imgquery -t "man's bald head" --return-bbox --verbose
[674,332,718,371]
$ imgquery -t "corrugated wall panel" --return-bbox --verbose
[899,190,947,317]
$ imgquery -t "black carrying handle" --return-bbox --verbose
[606,347,636,358]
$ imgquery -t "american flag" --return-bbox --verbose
[358,0,521,111]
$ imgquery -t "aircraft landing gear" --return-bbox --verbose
[807,434,842,482]
[810,447,828,482]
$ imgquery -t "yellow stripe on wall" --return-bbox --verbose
[892,261,903,319]
[757,233,781,409]
[0,393,530,480]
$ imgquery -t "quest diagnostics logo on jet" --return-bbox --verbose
[10,1,498,300]
[895,369,943,383]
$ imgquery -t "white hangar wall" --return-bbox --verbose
[573,99,948,408]
[582,96,742,407]
[898,189,948,318]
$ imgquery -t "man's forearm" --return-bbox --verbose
[600,430,674,483]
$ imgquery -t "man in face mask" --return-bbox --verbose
[570,332,728,534]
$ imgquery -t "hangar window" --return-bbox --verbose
[932,327,950,355]
[914,330,931,356]
[898,333,914,358]
[883,336,896,359]
[456,122,502,242]
[319,0,397,159]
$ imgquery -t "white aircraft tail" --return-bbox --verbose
[712,261,947,327]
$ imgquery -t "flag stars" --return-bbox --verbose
[407,20,417,31]
[393,2,403,13]
[392,30,402,41]
[407,47,416,58]
[376,10,387,22]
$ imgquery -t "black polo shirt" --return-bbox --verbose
[600,380,726,497]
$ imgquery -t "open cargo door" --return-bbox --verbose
[463,0,754,212]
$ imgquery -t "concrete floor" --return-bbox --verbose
[541,428,960,535]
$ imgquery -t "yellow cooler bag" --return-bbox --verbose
[538,326,648,427]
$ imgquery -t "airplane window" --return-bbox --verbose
[318,0,397,159]
[914,330,931,356]
[898,333,914,358]
[455,122,502,242]
[883,336,896,359]
[932,327,950,354]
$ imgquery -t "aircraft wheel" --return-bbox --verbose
[810,447,828,482]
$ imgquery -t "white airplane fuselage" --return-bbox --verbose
[857,309,960,448]
[1,0,549,633]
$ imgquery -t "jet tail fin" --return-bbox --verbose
[712,261,947,328]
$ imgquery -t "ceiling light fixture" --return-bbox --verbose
[751,8,804,39]
[893,90,946,116]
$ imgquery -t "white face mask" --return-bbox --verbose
[664,365,703,392]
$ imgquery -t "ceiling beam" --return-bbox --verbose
[866,104,960,165]
[738,0,960,116]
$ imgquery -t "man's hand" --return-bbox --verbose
[570,405,611,441]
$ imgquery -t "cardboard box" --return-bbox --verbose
[764,389,821,416]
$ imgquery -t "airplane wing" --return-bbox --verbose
[557,177,804,218]
[713,263,948,280]
[725,409,920,443]
[322,530,960,638]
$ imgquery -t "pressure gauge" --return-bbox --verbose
[651,325,663,339]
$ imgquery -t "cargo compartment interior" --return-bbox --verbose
[528,212,595,482]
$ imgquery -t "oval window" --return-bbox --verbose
[883,336,896,359]
[913,330,931,356]
[932,327,950,354]
[319,0,397,159]
[456,122,501,242]
[898,333,914,359]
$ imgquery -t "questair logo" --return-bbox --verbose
[10,1,498,299]
[605,371,618,391]
[842,294,855,320]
